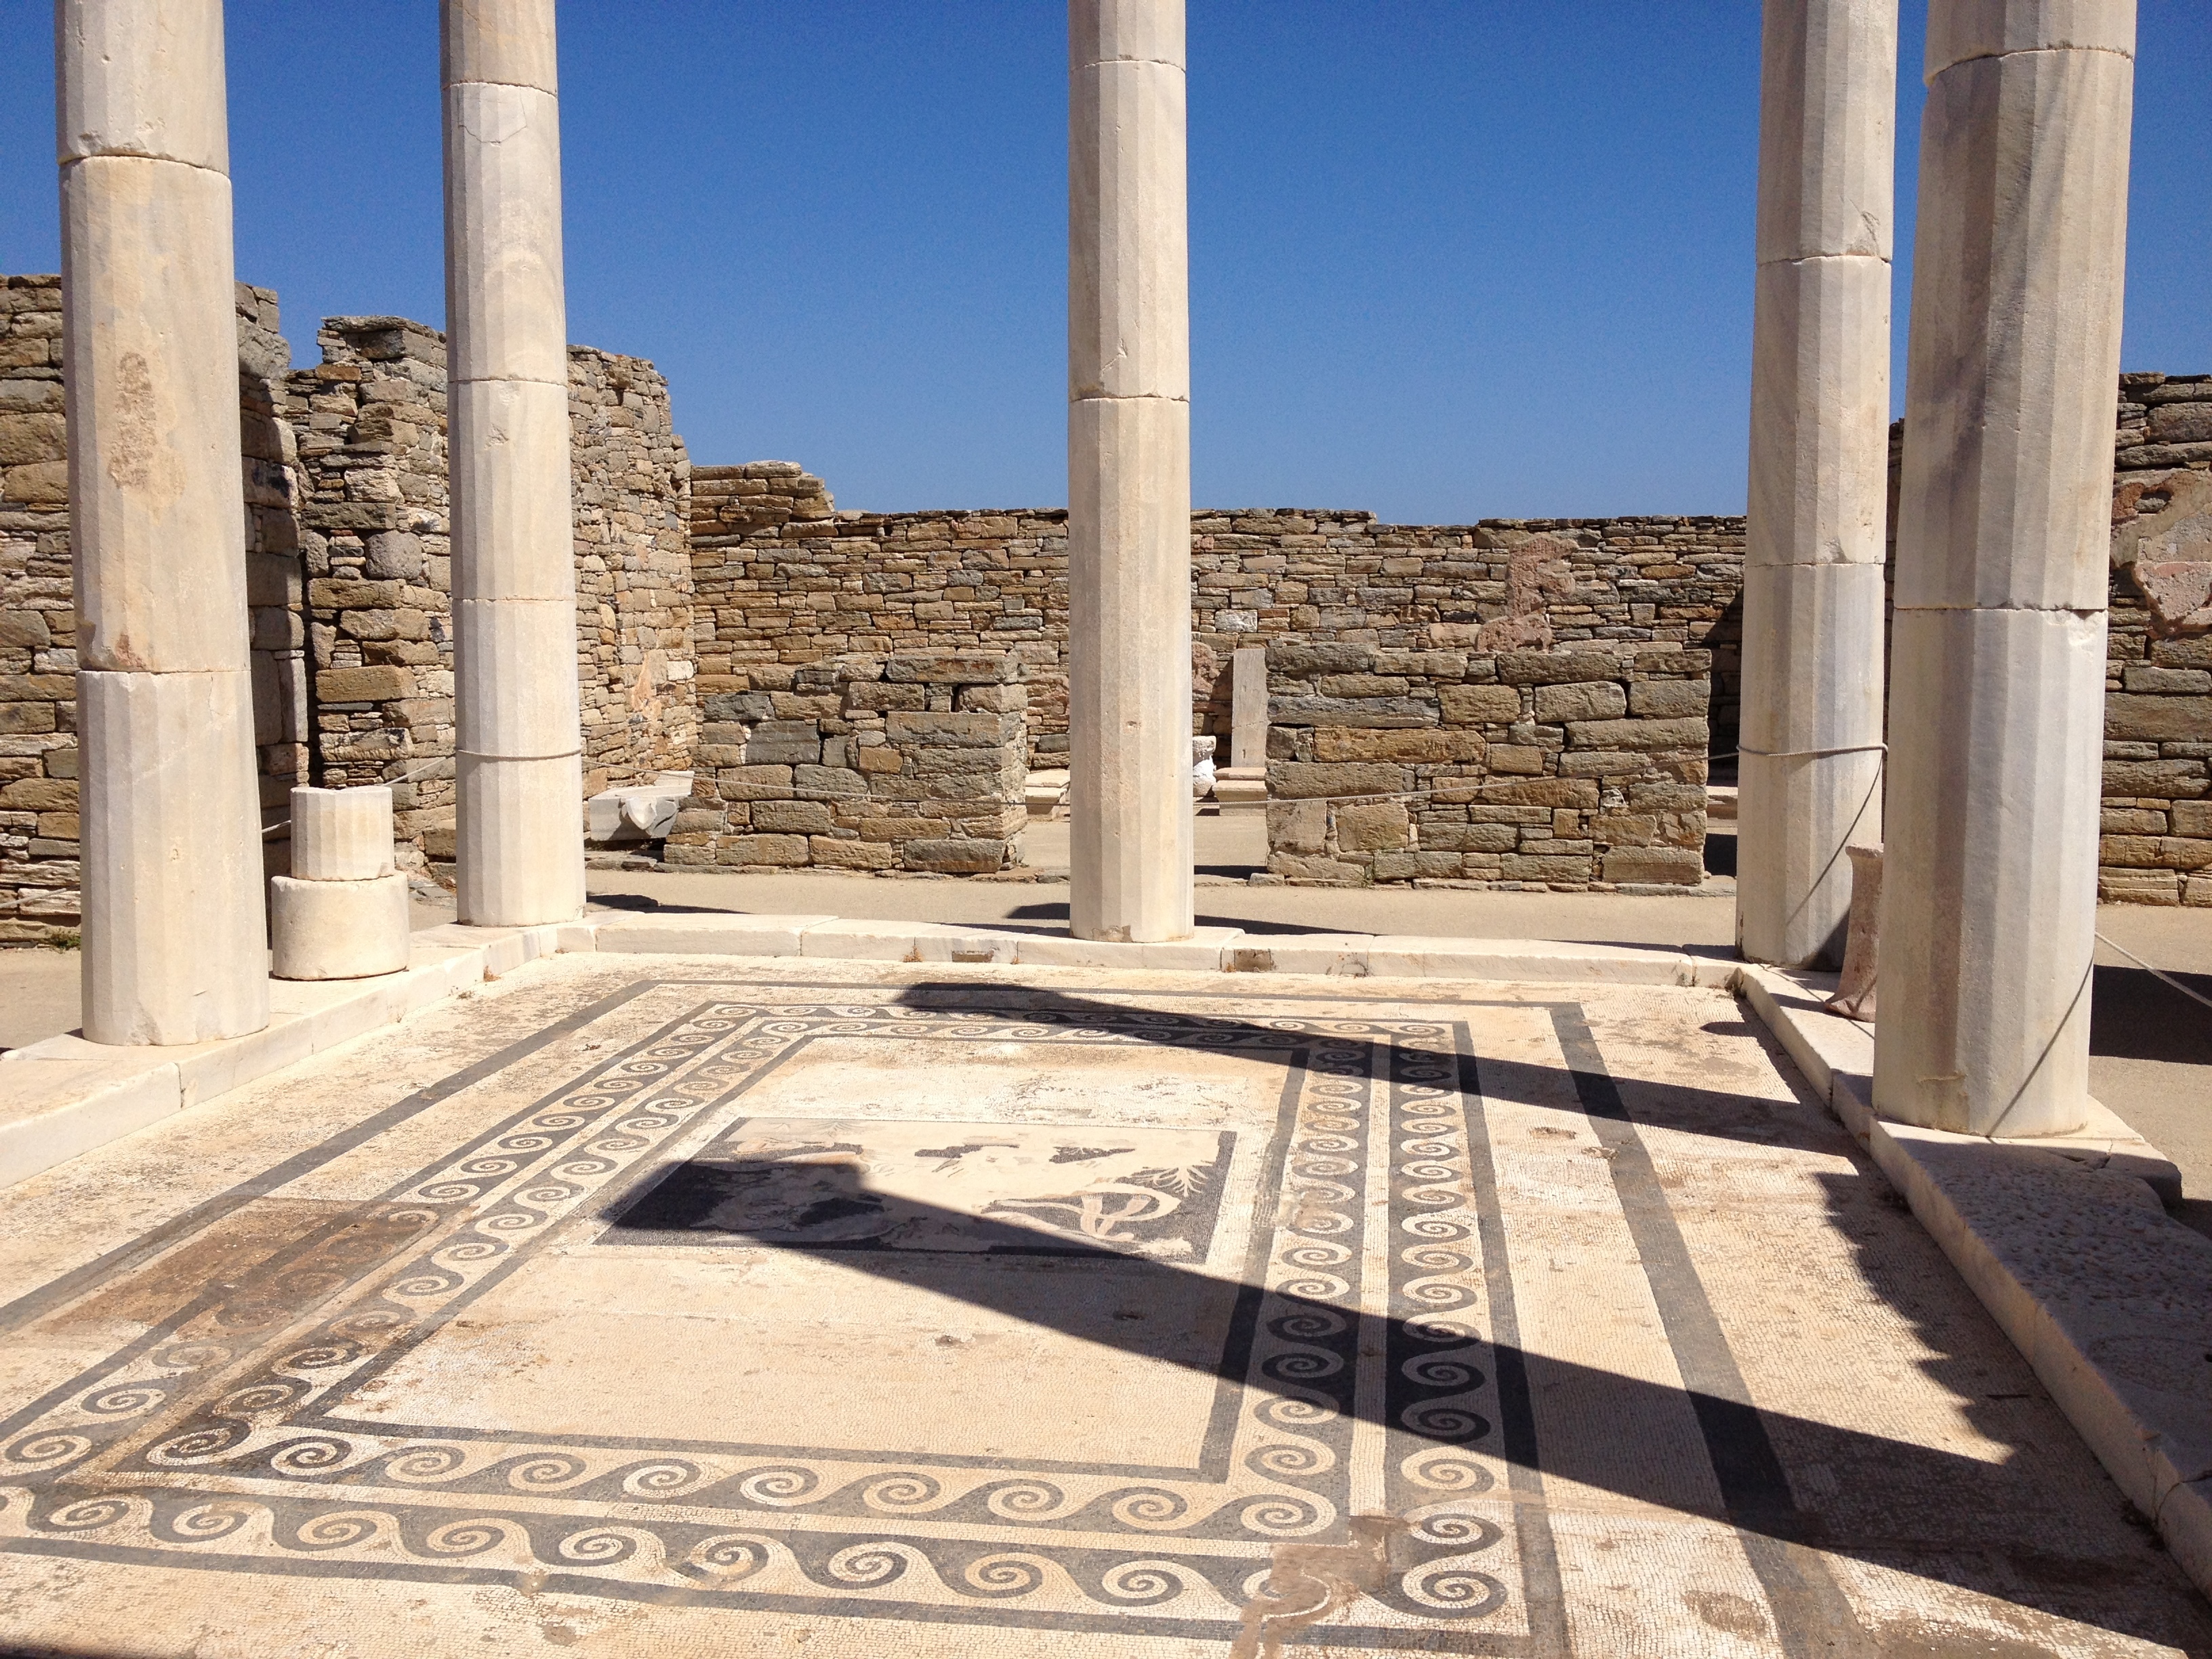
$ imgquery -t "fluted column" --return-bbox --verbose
[443,0,585,926]
[58,0,269,1044]
[1067,0,1193,943]
[1876,0,2135,1136]
[1736,0,1897,968]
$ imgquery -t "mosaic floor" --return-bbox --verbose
[0,958,2203,1658]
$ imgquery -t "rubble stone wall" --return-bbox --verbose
[667,649,1027,874]
[685,472,1746,767]
[1263,640,1711,888]
[2103,373,2212,905]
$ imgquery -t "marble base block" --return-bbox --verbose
[270,872,409,981]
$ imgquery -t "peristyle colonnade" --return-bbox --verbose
[57,0,2136,1141]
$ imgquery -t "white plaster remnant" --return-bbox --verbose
[1736,0,1897,970]
[59,0,268,1044]
[1067,0,1193,944]
[1877,0,2135,1137]
[443,0,585,927]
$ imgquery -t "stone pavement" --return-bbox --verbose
[0,956,2202,1656]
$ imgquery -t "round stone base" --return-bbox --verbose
[270,872,410,981]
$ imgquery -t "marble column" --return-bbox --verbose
[1067,0,1194,943]
[1736,0,1897,969]
[1875,0,2135,1136]
[58,0,269,1044]
[443,0,585,926]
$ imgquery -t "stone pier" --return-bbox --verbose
[1066,0,1194,943]
[443,0,586,926]
[1736,0,1896,968]
[1876,0,2135,1136]
[59,0,269,1044]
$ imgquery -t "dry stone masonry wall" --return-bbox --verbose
[2104,373,2212,905]
[686,480,1746,764]
[1263,640,1711,888]
[668,650,1027,874]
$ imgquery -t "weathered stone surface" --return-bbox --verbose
[1313,728,1483,764]
[1437,684,1523,724]
[1532,680,1626,724]
[1267,762,1404,800]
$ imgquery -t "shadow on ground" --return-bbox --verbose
[596,979,2209,1652]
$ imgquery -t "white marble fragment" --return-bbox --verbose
[290,785,396,882]
[270,873,409,981]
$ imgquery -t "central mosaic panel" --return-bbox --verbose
[0,987,1558,1652]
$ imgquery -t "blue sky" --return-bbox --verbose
[4,2,2207,520]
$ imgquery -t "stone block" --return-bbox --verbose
[1486,745,1547,775]
[711,764,795,801]
[1267,762,1403,800]
[1480,777,1601,808]
[1269,853,1368,884]
[751,800,834,835]
[1371,851,1465,881]
[1265,642,1374,678]
[742,720,822,765]
[2171,801,2212,838]
[1601,847,1704,885]
[1422,822,1519,853]
[794,764,868,798]
[2100,868,2179,904]
[720,834,809,867]
[2106,694,2210,743]
[1438,684,1523,723]
[1565,717,1710,752]
[1497,651,1622,685]
[885,651,1015,684]
[1628,680,1712,718]
[807,836,895,869]
[270,871,409,979]
[1532,680,1627,723]
[316,665,412,704]
[1269,696,1435,729]
[904,837,1004,874]
[1334,800,1410,852]
[291,785,394,880]
[1267,798,1328,853]
[1313,728,1483,764]
[1498,853,1592,882]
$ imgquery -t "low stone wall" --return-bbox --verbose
[2103,373,2212,905]
[1263,640,1710,888]
[668,651,1027,875]
[684,473,1745,763]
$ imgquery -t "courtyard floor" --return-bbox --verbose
[0,955,2203,1656]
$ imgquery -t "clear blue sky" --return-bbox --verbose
[3,3,2207,520]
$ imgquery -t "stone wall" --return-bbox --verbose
[668,650,1027,874]
[685,474,1747,765]
[1263,640,1710,888]
[2104,373,2212,905]
[287,316,693,865]
[0,276,303,945]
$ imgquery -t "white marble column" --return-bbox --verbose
[1067,0,1194,943]
[443,0,585,926]
[1736,0,1897,968]
[58,0,269,1044]
[1875,0,2135,1136]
